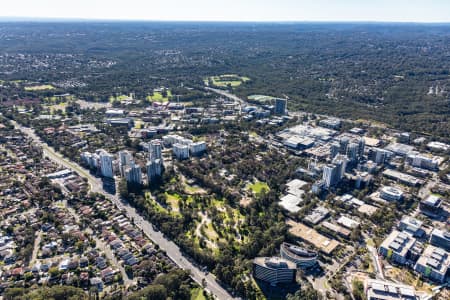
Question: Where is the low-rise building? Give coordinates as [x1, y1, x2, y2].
[365, 278, 419, 300]
[419, 195, 444, 218]
[406, 152, 439, 171]
[252, 257, 296, 286]
[430, 228, 450, 251]
[379, 230, 417, 265]
[280, 242, 317, 269]
[414, 245, 449, 283]
[380, 186, 404, 202]
[398, 216, 424, 238]
[336, 215, 360, 229]
[305, 206, 330, 225]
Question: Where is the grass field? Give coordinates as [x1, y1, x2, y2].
[247, 181, 269, 194]
[205, 74, 250, 87]
[109, 94, 133, 103]
[247, 94, 276, 102]
[146, 90, 172, 103]
[190, 288, 206, 300]
[24, 84, 55, 91]
[165, 192, 181, 212]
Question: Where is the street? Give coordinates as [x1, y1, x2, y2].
[12, 120, 236, 300]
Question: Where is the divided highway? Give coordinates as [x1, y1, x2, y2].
[12, 120, 237, 300]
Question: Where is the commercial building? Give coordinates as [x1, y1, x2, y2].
[379, 230, 422, 265]
[382, 169, 422, 187]
[414, 245, 449, 283]
[280, 242, 317, 269]
[333, 154, 348, 179]
[337, 215, 360, 229]
[321, 221, 351, 239]
[322, 164, 339, 188]
[398, 216, 424, 238]
[173, 143, 190, 160]
[329, 142, 340, 159]
[99, 151, 114, 178]
[106, 118, 134, 128]
[274, 98, 287, 115]
[252, 257, 296, 286]
[385, 143, 415, 157]
[347, 142, 359, 163]
[319, 118, 341, 130]
[379, 186, 404, 202]
[430, 228, 450, 251]
[365, 279, 419, 300]
[406, 152, 439, 171]
[419, 194, 444, 219]
[304, 206, 330, 225]
[287, 220, 340, 255]
[105, 109, 125, 117]
[369, 148, 393, 165]
[427, 141, 450, 152]
[398, 132, 410, 144]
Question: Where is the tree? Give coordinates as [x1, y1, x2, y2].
[352, 280, 366, 300]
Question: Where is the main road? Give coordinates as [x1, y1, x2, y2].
[12, 120, 237, 300]
[205, 87, 245, 113]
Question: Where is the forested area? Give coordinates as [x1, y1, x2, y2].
[0, 22, 449, 139]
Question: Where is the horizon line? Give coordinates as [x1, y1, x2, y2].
[1, 16, 450, 25]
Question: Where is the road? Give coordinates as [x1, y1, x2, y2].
[363, 234, 384, 280]
[12, 120, 237, 300]
[205, 87, 245, 113]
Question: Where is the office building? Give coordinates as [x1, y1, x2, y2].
[252, 257, 296, 286]
[147, 159, 163, 183]
[398, 216, 424, 238]
[189, 141, 207, 156]
[419, 195, 444, 218]
[398, 132, 410, 144]
[339, 137, 350, 154]
[333, 154, 348, 179]
[358, 137, 365, 158]
[369, 148, 392, 165]
[280, 243, 317, 269]
[124, 164, 142, 185]
[99, 151, 114, 178]
[347, 142, 359, 163]
[380, 186, 404, 202]
[379, 230, 418, 265]
[274, 98, 287, 115]
[430, 228, 450, 251]
[414, 245, 449, 283]
[322, 164, 339, 188]
[305, 206, 330, 225]
[406, 153, 439, 171]
[365, 279, 419, 300]
[173, 143, 190, 160]
[330, 142, 340, 159]
[319, 118, 341, 130]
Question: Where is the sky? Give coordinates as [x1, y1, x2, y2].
[1, 0, 450, 23]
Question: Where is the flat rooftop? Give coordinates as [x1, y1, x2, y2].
[287, 220, 340, 255]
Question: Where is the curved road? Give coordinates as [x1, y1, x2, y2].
[12, 120, 237, 300]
